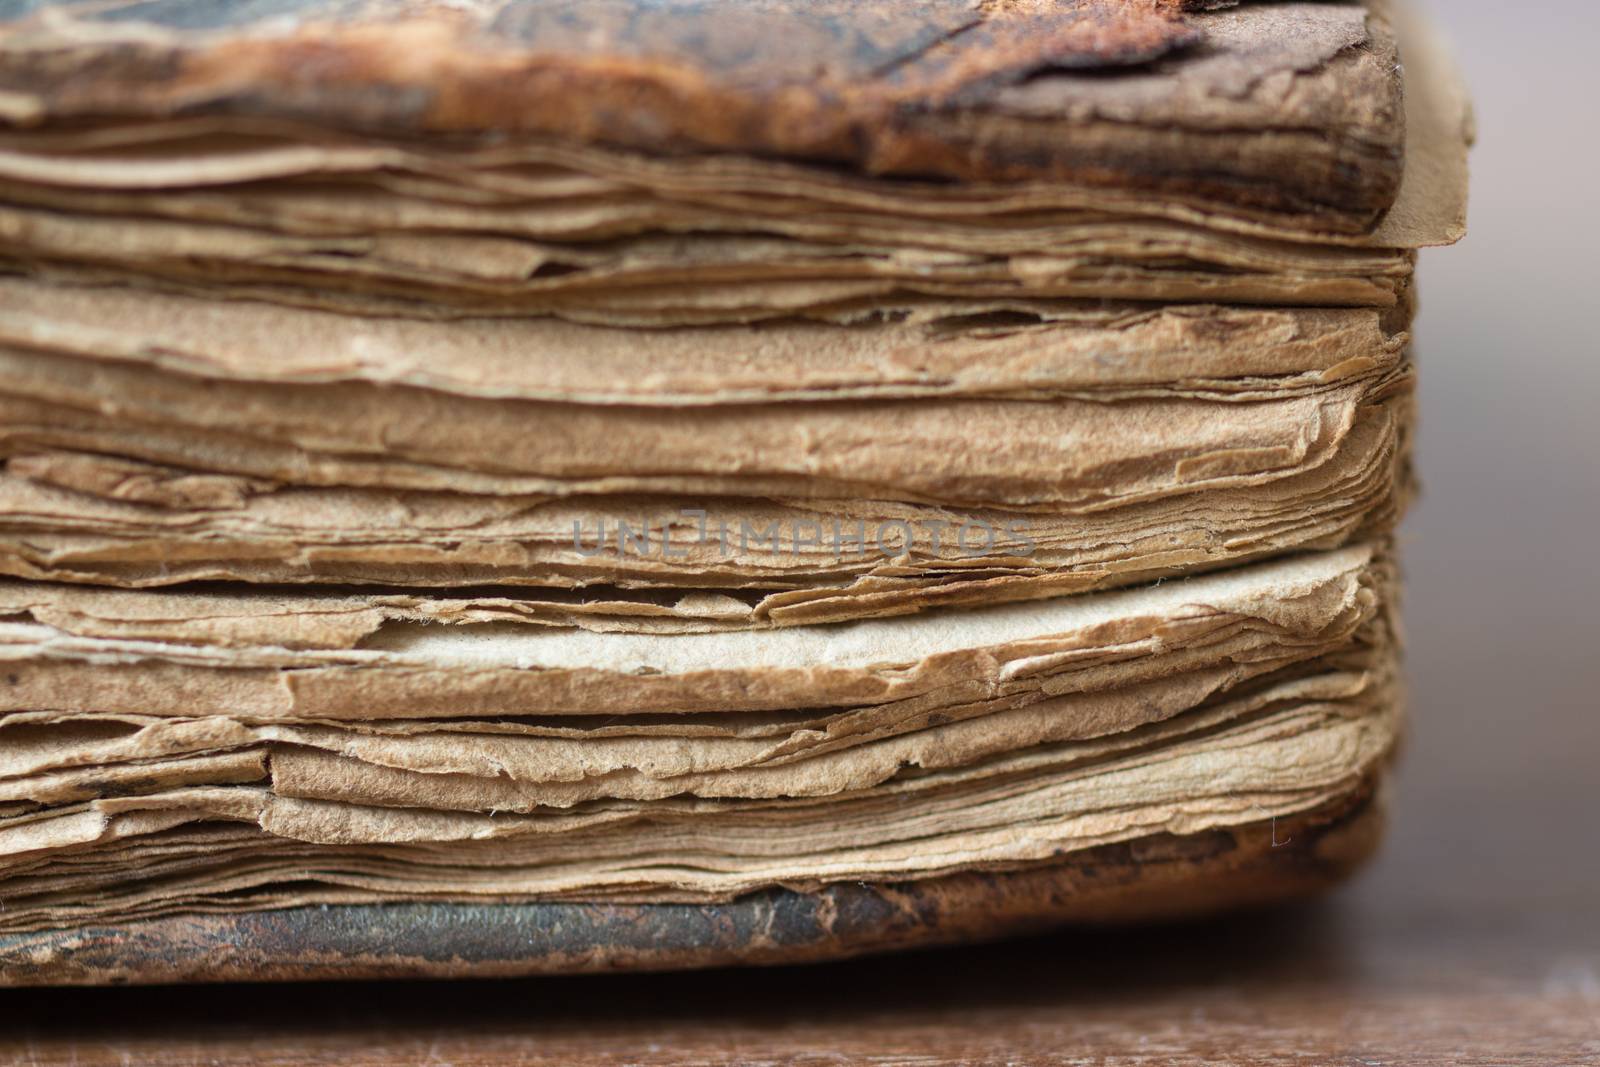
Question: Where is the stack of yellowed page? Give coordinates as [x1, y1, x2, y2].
[0, 0, 1468, 973]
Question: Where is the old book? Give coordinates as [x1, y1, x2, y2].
[0, 0, 1468, 983]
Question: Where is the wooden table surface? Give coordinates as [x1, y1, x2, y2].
[3, 2, 1598, 1061]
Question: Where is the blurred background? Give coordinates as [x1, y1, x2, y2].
[1367, 0, 1600, 934]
